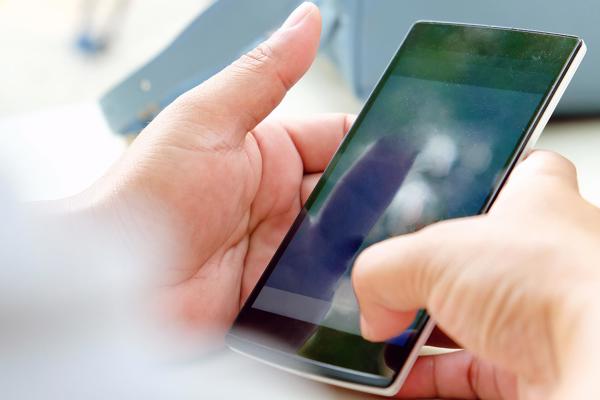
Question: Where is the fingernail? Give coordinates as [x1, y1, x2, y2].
[281, 2, 314, 30]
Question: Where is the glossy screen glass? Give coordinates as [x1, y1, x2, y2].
[231, 23, 579, 387]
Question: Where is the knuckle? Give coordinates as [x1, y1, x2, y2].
[526, 150, 577, 176]
[233, 41, 292, 92]
[238, 42, 275, 72]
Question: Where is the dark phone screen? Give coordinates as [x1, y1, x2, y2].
[231, 23, 579, 387]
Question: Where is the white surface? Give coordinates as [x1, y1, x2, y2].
[540, 121, 600, 205]
[0, 0, 362, 201]
[0, 0, 214, 200]
[0, 103, 125, 200]
[0, 0, 210, 116]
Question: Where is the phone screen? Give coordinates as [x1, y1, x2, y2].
[230, 23, 580, 387]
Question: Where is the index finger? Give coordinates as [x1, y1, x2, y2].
[280, 113, 355, 173]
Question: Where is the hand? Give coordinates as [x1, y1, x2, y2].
[76, 3, 351, 332]
[353, 151, 600, 399]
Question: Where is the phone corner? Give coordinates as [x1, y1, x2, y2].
[411, 19, 434, 28]
[579, 40, 588, 56]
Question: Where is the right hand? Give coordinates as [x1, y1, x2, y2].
[73, 2, 333, 333]
[352, 151, 600, 399]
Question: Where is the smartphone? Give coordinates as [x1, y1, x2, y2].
[227, 22, 586, 395]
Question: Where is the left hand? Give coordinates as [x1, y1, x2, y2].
[77, 3, 352, 332]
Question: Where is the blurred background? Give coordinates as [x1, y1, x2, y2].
[0, 0, 360, 200]
[1, 0, 598, 205]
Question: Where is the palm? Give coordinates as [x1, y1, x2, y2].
[124, 113, 351, 332]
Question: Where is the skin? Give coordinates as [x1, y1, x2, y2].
[353, 151, 600, 399]
[76, 3, 344, 333]
[67, 2, 600, 398]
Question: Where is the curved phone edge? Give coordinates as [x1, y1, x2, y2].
[225, 319, 435, 396]
[519, 40, 587, 160]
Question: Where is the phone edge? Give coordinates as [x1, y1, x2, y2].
[517, 40, 587, 161]
[226, 34, 587, 397]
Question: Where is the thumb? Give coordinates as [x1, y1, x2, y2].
[160, 2, 321, 146]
